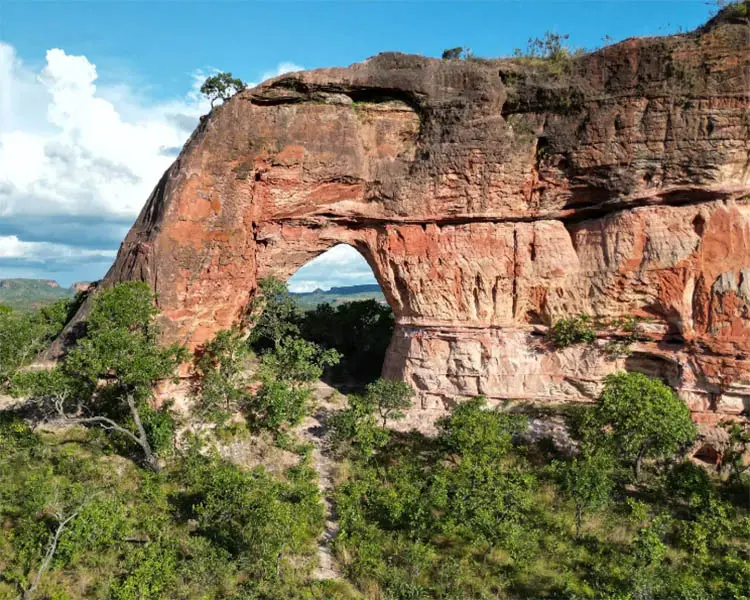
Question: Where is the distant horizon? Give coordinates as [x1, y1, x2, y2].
[0, 275, 383, 295]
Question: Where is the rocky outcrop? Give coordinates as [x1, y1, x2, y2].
[70, 282, 93, 294]
[57, 11, 750, 423]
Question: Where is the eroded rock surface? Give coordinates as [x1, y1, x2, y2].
[58, 12, 750, 422]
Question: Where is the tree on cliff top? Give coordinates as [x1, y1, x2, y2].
[200, 72, 246, 107]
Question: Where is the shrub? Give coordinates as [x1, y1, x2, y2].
[441, 47, 465, 60]
[0, 299, 71, 390]
[549, 314, 596, 348]
[593, 372, 696, 479]
[194, 328, 251, 420]
[247, 277, 302, 351]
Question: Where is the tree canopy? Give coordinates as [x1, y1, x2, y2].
[200, 72, 246, 107]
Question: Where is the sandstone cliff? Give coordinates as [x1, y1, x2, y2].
[56, 9, 750, 423]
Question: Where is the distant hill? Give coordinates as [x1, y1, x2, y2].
[0, 279, 76, 313]
[291, 284, 386, 310]
[0, 278, 384, 313]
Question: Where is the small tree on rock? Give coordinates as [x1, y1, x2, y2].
[200, 72, 246, 107]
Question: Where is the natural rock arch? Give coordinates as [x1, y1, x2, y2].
[58, 15, 750, 421]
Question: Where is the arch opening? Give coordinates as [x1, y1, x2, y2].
[286, 244, 396, 390]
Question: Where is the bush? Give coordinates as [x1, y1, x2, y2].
[0, 299, 71, 390]
[248, 277, 302, 351]
[592, 372, 696, 479]
[549, 314, 596, 348]
[194, 328, 251, 420]
[441, 47, 465, 60]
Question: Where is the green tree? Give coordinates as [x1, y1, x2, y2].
[329, 391, 390, 458]
[592, 372, 696, 479]
[555, 449, 614, 537]
[194, 328, 251, 419]
[364, 378, 414, 428]
[249, 337, 339, 433]
[248, 277, 302, 350]
[200, 72, 246, 107]
[15, 282, 187, 472]
[441, 47, 465, 60]
[0, 299, 71, 390]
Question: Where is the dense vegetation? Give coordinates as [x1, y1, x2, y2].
[331, 385, 749, 599]
[1, 280, 748, 599]
[0, 283, 343, 599]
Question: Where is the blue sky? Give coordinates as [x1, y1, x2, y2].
[0, 0, 717, 289]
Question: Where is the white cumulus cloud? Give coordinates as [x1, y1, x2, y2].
[0, 42, 303, 286]
[288, 244, 378, 293]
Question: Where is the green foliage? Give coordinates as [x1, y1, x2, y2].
[200, 71, 246, 107]
[332, 382, 748, 600]
[178, 451, 324, 582]
[330, 378, 413, 457]
[251, 379, 311, 433]
[549, 314, 596, 348]
[439, 396, 525, 461]
[247, 337, 339, 435]
[329, 391, 390, 458]
[441, 46, 471, 60]
[259, 336, 340, 387]
[300, 300, 393, 383]
[110, 542, 178, 599]
[0, 413, 327, 599]
[514, 31, 573, 60]
[364, 378, 414, 427]
[719, 420, 750, 485]
[195, 328, 252, 420]
[64, 282, 187, 397]
[554, 449, 614, 537]
[0, 298, 72, 390]
[591, 372, 696, 478]
[718, 0, 750, 19]
[512, 31, 584, 75]
[248, 277, 303, 350]
[14, 283, 187, 470]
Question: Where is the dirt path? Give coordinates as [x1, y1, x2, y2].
[300, 381, 345, 580]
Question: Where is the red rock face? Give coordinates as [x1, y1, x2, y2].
[59, 14, 750, 422]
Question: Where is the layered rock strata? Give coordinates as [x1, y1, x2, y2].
[58, 11, 750, 422]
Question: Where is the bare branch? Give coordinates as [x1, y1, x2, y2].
[50, 396, 159, 472]
[23, 510, 79, 600]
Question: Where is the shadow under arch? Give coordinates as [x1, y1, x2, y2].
[281, 243, 397, 392]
